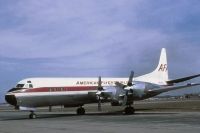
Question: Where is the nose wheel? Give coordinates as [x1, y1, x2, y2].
[29, 111, 37, 119]
[76, 107, 85, 115]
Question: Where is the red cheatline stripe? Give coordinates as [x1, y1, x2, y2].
[24, 86, 97, 93]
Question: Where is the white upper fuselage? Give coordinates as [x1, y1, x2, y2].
[17, 75, 167, 89]
[18, 77, 129, 88]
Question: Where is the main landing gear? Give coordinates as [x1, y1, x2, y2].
[124, 106, 135, 115]
[76, 106, 85, 115]
[29, 111, 37, 119]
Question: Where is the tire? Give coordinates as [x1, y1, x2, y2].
[77, 107, 85, 115]
[29, 113, 37, 119]
[124, 107, 135, 115]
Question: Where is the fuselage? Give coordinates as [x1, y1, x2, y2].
[5, 77, 163, 108]
[5, 78, 127, 107]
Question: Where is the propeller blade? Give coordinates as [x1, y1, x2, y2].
[98, 76, 103, 91]
[97, 96, 102, 111]
[97, 76, 103, 111]
[122, 94, 128, 106]
[127, 71, 134, 86]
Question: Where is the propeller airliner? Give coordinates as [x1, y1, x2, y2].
[5, 48, 200, 118]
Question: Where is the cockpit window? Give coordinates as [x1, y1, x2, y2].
[16, 84, 25, 88]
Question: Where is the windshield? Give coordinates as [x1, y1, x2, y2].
[16, 84, 25, 88]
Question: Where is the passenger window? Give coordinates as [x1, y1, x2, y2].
[29, 84, 33, 88]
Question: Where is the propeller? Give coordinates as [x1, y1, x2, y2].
[96, 76, 103, 111]
[115, 71, 134, 105]
[115, 71, 134, 88]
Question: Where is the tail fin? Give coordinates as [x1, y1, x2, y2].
[153, 48, 169, 81]
[135, 48, 169, 85]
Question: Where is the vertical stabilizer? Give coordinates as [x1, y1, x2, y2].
[135, 48, 169, 85]
[153, 48, 169, 81]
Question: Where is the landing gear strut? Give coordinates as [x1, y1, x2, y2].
[29, 111, 37, 119]
[76, 106, 85, 115]
[124, 106, 135, 115]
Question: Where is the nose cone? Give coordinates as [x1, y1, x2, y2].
[5, 94, 17, 106]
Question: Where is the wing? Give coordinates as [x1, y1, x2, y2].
[19, 106, 36, 111]
[148, 83, 200, 94]
[167, 74, 200, 84]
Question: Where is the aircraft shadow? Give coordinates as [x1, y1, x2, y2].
[1, 109, 178, 121]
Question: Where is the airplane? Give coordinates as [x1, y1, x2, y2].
[5, 48, 200, 119]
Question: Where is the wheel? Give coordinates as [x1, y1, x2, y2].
[124, 107, 135, 115]
[29, 112, 37, 119]
[76, 107, 85, 115]
[77, 107, 85, 115]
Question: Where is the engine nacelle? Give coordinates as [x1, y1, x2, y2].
[110, 100, 122, 106]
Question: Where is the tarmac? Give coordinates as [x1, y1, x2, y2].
[0, 99, 200, 133]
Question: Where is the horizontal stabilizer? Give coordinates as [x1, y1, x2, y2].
[167, 74, 200, 84]
[148, 83, 200, 94]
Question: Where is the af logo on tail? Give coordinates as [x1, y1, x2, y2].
[158, 64, 167, 72]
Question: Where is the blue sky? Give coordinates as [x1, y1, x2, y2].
[1, 0, 200, 102]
